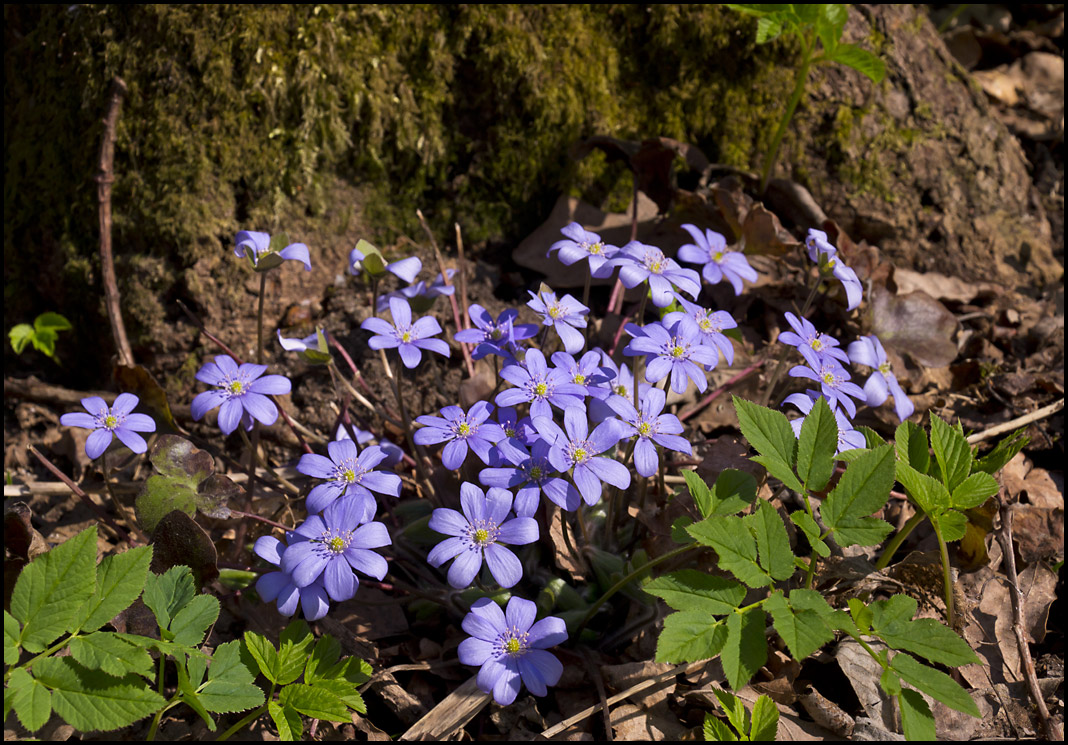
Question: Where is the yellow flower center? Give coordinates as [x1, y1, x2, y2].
[573, 448, 587, 462]
[879, 361, 892, 375]
[343, 469, 357, 483]
[713, 251, 724, 262]
[671, 345, 685, 358]
[614, 384, 628, 396]
[529, 466, 543, 480]
[103, 415, 118, 429]
[504, 637, 522, 655]
[457, 422, 471, 437]
[534, 382, 548, 397]
[822, 371, 836, 385]
[699, 319, 712, 331]
[574, 374, 586, 385]
[638, 422, 652, 436]
[650, 260, 663, 273]
[473, 528, 490, 545]
[401, 331, 412, 343]
[547, 304, 563, 319]
[229, 380, 244, 394]
[328, 537, 346, 553]
[589, 242, 604, 255]
[811, 338, 823, 351]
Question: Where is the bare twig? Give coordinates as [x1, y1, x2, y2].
[678, 359, 766, 423]
[416, 209, 475, 379]
[96, 77, 134, 368]
[966, 398, 1064, 445]
[581, 650, 613, 741]
[996, 498, 1062, 741]
[455, 223, 471, 332]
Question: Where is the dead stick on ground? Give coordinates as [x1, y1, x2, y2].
[416, 209, 475, 379]
[996, 498, 1062, 742]
[455, 223, 471, 333]
[96, 76, 134, 369]
[966, 398, 1064, 445]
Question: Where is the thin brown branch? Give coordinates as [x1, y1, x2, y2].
[416, 209, 475, 379]
[679, 359, 766, 423]
[966, 398, 1064, 445]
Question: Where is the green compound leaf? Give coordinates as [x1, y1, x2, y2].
[951, 472, 1000, 510]
[644, 570, 746, 615]
[68, 632, 154, 679]
[170, 594, 220, 647]
[143, 565, 196, 632]
[198, 640, 265, 714]
[826, 43, 886, 83]
[895, 421, 930, 474]
[687, 515, 773, 588]
[879, 667, 902, 696]
[790, 512, 830, 557]
[826, 515, 893, 547]
[746, 501, 795, 581]
[654, 612, 728, 664]
[35, 312, 73, 333]
[175, 655, 216, 731]
[326, 656, 374, 687]
[847, 598, 873, 634]
[685, 469, 757, 518]
[755, 15, 784, 43]
[796, 396, 838, 492]
[870, 594, 918, 632]
[751, 454, 805, 494]
[703, 713, 739, 741]
[750, 693, 780, 741]
[875, 618, 980, 667]
[898, 687, 936, 741]
[930, 415, 973, 493]
[933, 509, 968, 542]
[765, 591, 834, 662]
[32, 656, 166, 732]
[269, 701, 303, 741]
[821, 444, 895, 529]
[4, 610, 20, 665]
[895, 461, 951, 515]
[278, 683, 352, 723]
[276, 619, 316, 686]
[244, 631, 282, 684]
[8, 324, 35, 355]
[891, 653, 980, 717]
[8, 667, 51, 732]
[11, 526, 97, 653]
[721, 608, 767, 691]
[733, 396, 798, 468]
[312, 678, 365, 714]
[712, 685, 748, 736]
[73, 545, 153, 634]
[973, 428, 1029, 475]
[305, 634, 343, 684]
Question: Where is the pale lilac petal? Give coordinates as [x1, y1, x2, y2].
[633, 438, 659, 477]
[428, 536, 466, 567]
[483, 544, 522, 587]
[518, 650, 563, 696]
[447, 549, 483, 588]
[458, 638, 495, 667]
[497, 517, 538, 546]
[324, 559, 356, 602]
[299, 583, 330, 621]
[111, 393, 139, 416]
[254, 536, 285, 565]
[80, 396, 109, 417]
[863, 373, 890, 407]
[113, 428, 148, 454]
[60, 412, 98, 429]
[85, 429, 113, 460]
[388, 256, 422, 283]
[256, 571, 289, 603]
[249, 374, 291, 395]
[344, 548, 388, 580]
[505, 597, 537, 633]
[123, 413, 156, 432]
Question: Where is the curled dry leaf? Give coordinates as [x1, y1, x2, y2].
[869, 284, 960, 368]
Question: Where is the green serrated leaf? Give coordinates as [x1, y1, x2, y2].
[765, 591, 833, 661]
[276, 619, 316, 685]
[32, 656, 166, 732]
[847, 598, 873, 633]
[644, 570, 746, 615]
[821, 445, 895, 541]
[31, 327, 58, 357]
[877, 617, 980, 667]
[8, 667, 51, 732]
[143, 565, 195, 631]
[828, 515, 894, 547]
[175, 655, 217, 731]
[747, 501, 795, 581]
[935, 509, 968, 542]
[198, 640, 265, 714]
[879, 667, 902, 696]
[930, 415, 973, 493]
[712, 686, 748, 735]
[973, 429, 1028, 475]
[755, 15, 784, 43]
[796, 396, 838, 492]
[170, 594, 219, 647]
[750, 694, 780, 741]
[305, 634, 342, 684]
[687, 516, 773, 588]
[35, 312, 73, 333]
[870, 594, 918, 633]
[895, 420, 931, 473]
[326, 656, 373, 687]
[9, 324, 34, 355]
[703, 713, 739, 741]
[734, 397, 798, 468]
[269, 701, 303, 741]
[892, 653, 979, 717]
[687, 469, 758, 518]
[790, 512, 830, 557]
[898, 688, 935, 740]
[68, 632, 154, 679]
[5, 611, 20, 665]
[73, 545, 153, 634]
[654, 612, 728, 664]
[278, 683, 352, 723]
[751, 454, 805, 493]
[310, 677, 365, 713]
[12, 526, 97, 653]
[826, 43, 886, 82]
[721, 608, 767, 691]
[896, 461, 951, 515]
[951, 472, 999, 510]
[243, 631, 282, 684]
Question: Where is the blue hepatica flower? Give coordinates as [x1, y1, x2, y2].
[376, 269, 459, 314]
[611, 241, 701, 308]
[480, 438, 582, 515]
[608, 387, 692, 478]
[334, 423, 405, 469]
[361, 296, 450, 369]
[61, 393, 156, 460]
[547, 222, 619, 278]
[191, 355, 292, 435]
[551, 350, 613, 399]
[587, 349, 651, 423]
[526, 288, 589, 355]
[297, 438, 402, 518]
[490, 406, 538, 467]
[414, 401, 506, 470]
[496, 348, 585, 420]
[783, 391, 866, 454]
[533, 406, 629, 507]
[777, 312, 849, 365]
[254, 534, 330, 621]
[454, 304, 537, 361]
[789, 346, 867, 419]
[235, 230, 311, 272]
[624, 320, 717, 395]
[280, 497, 390, 603]
[847, 335, 915, 422]
[349, 246, 422, 283]
[428, 482, 539, 589]
[676, 224, 758, 296]
[459, 596, 566, 706]
[662, 297, 738, 370]
[805, 229, 862, 311]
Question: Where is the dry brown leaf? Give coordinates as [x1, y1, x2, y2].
[547, 505, 587, 580]
[602, 661, 677, 709]
[870, 284, 960, 368]
[609, 702, 687, 741]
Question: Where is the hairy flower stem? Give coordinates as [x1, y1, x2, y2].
[935, 527, 956, 628]
[874, 511, 926, 570]
[256, 273, 266, 365]
[216, 694, 274, 742]
[760, 30, 815, 195]
[390, 359, 437, 503]
[631, 292, 649, 411]
[759, 264, 826, 406]
[581, 267, 593, 346]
